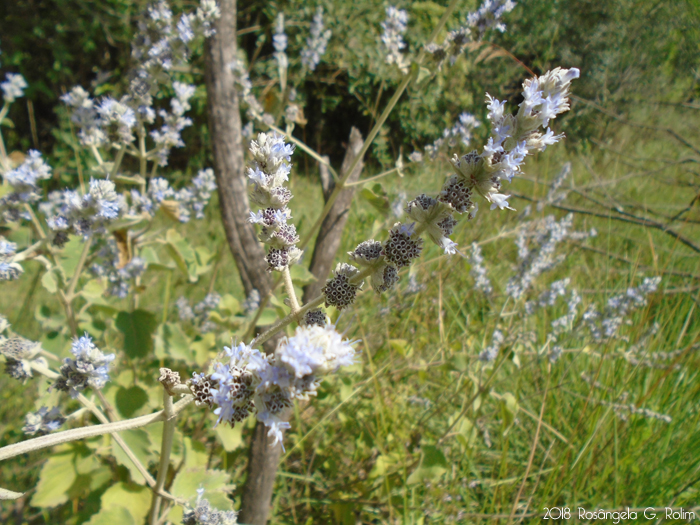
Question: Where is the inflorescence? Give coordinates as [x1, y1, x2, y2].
[189, 325, 356, 447]
[53, 334, 115, 398]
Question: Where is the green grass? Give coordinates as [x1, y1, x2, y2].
[1, 100, 699, 524]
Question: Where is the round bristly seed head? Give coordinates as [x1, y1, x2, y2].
[0, 337, 41, 360]
[437, 214, 458, 236]
[322, 263, 362, 310]
[260, 223, 299, 248]
[189, 373, 214, 408]
[439, 175, 474, 214]
[372, 264, 400, 294]
[302, 308, 327, 327]
[406, 194, 437, 213]
[265, 246, 302, 272]
[383, 223, 423, 268]
[348, 240, 384, 265]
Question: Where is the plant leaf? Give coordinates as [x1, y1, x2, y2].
[116, 309, 158, 359]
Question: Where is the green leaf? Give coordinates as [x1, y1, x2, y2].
[154, 323, 193, 362]
[31, 451, 77, 508]
[85, 506, 135, 525]
[57, 235, 85, 281]
[111, 429, 153, 484]
[389, 339, 411, 357]
[115, 385, 149, 418]
[41, 270, 58, 293]
[116, 309, 158, 359]
[166, 229, 197, 282]
[80, 279, 109, 305]
[170, 466, 233, 512]
[219, 294, 241, 316]
[406, 445, 447, 485]
[100, 482, 151, 524]
[360, 187, 389, 213]
[215, 424, 244, 452]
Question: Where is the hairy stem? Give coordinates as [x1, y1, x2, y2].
[149, 388, 177, 525]
[251, 266, 373, 348]
[282, 266, 301, 316]
[0, 394, 192, 462]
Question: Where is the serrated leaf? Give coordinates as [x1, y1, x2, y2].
[111, 429, 153, 484]
[101, 482, 151, 524]
[41, 270, 58, 293]
[116, 309, 158, 359]
[85, 506, 135, 525]
[155, 323, 193, 361]
[31, 451, 77, 508]
[170, 466, 233, 511]
[407, 445, 447, 485]
[116, 385, 149, 418]
[57, 235, 85, 281]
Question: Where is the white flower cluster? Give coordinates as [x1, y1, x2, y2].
[53, 334, 115, 398]
[273, 13, 289, 73]
[130, 0, 219, 100]
[150, 82, 196, 166]
[176, 292, 221, 333]
[40, 178, 122, 244]
[425, 0, 517, 67]
[469, 242, 492, 295]
[422, 112, 481, 160]
[230, 58, 274, 126]
[0, 150, 53, 222]
[0, 236, 23, 282]
[583, 277, 662, 340]
[89, 240, 147, 299]
[381, 6, 410, 73]
[479, 329, 504, 361]
[1, 73, 28, 103]
[128, 168, 217, 221]
[447, 68, 580, 215]
[301, 7, 332, 72]
[246, 132, 301, 272]
[190, 325, 356, 447]
[23, 406, 65, 436]
[468, 0, 517, 36]
[0, 73, 27, 104]
[506, 213, 594, 300]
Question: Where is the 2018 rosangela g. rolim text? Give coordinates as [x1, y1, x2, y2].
[543, 507, 697, 521]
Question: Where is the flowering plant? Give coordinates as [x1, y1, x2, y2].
[0, 1, 666, 523]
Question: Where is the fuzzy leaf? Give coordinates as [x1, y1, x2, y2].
[116, 309, 158, 359]
[85, 506, 135, 525]
[111, 429, 153, 484]
[100, 482, 151, 524]
[31, 451, 77, 508]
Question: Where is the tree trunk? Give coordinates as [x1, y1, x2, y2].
[302, 127, 364, 302]
[204, 1, 281, 523]
[205, 0, 270, 299]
